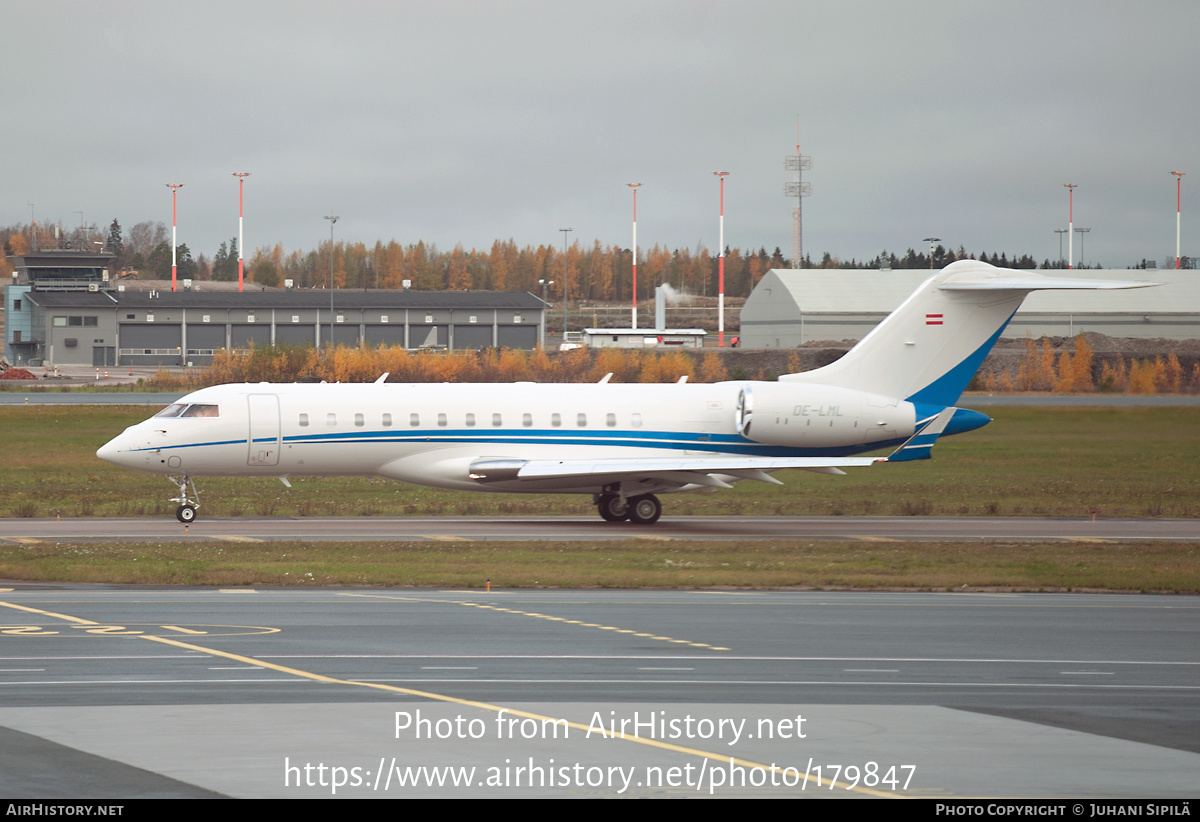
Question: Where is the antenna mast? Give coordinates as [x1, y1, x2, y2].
[783, 119, 811, 268]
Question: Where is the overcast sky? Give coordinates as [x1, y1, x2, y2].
[6, 1, 1198, 269]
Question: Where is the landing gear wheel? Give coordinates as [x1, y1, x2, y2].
[627, 494, 662, 525]
[597, 494, 629, 522]
[176, 504, 197, 524]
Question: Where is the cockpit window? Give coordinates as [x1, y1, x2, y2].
[155, 403, 220, 418]
[181, 404, 220, 418]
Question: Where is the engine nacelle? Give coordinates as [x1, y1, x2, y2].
[736, 383, 914, 448]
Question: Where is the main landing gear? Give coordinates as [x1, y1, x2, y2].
[595, 493, 661, 525]
[169, 475, 200, 523]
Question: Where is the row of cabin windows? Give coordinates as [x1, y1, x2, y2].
[297, 412, 642, 429]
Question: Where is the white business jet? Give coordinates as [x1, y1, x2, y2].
[96, 262, 1150, 524]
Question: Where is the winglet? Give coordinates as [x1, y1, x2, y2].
[887, 406, 957, 462]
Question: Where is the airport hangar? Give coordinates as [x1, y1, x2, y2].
[4, 250, 548, 368]
[740, 268, 1200, 348]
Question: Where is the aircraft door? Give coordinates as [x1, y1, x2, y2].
[247, 394, 281, 467]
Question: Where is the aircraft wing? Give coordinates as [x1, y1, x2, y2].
[469, 455, 883, 489]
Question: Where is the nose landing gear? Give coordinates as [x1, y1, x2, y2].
[169, 475, 200, 523]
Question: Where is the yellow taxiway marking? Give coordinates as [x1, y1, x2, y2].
[423, 535, 469, 541]
[855, 536, 901, 542]
[218, 589, 258, 594]
[340, 593, 730, 651]
[212, 536, 263, 543]
[139, 632, 896, 797]
[0, 596, 894, 798]
[4, 538, 45, 545]
[0, 601, 98, 625]
[161, 625, 208, 635]
[1064, 537, 1113, 544]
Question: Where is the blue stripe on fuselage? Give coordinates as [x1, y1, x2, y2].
[128, 427, 905, 459]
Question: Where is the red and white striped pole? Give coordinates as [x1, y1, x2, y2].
[233, 172, 250, 291]
[1171, 171, 1185, 270]
[166, 184, 183, 291]
[714, 171, 729, 347]
[628, 183, 641, 329]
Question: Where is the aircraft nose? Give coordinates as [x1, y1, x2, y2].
[96, 437, 125, 465]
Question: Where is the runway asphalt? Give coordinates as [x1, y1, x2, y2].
[2, 514, 1198, 543]
[0, 587, 1196, 798]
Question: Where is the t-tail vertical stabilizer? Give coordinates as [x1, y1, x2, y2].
[780, 261, 1155, 407]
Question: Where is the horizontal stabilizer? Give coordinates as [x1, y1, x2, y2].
[940, 277, 1157, 291]
[886, 406, 957, 462]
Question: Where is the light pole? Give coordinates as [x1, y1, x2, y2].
[166, 184, 183, 292]
[627, 183, 641, 329]
[1064, 184, 1077, 269]
[233, 173, 250, 291]
[923, 237, 941, 270]
[560, 227, 573, 343]
[325, 212, 338, 347]
[1171, 171, 1185, 269]
[714, 171, 729, 347]
[1074, 227, 1090, 268]
[1055, 228, 1069, 267]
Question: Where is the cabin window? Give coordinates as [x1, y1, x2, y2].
[437, 412, 447, 427]
[551, 412, 561, 428]
[465, 412, 475, 427]
[355, 413, 364, 427]
[299, 413, 309, 427]
[522, 413, 532, 427]
[492, 413, 502, 427]
[327, 413, 337, 426]
[631, 413, 643, 429]
[606, 413, 616, 427]
[410, 413, 420, 427]
[382, 413, 392, 427]
[577, 413, 587, 427]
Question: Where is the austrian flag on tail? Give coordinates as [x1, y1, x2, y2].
[925, 313, 944, 325]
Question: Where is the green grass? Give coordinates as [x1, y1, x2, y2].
[0, 405, 1196, 519]
[0, 539, 1196, 592]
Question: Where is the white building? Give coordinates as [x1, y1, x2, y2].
[741, 268, 1194, 348]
